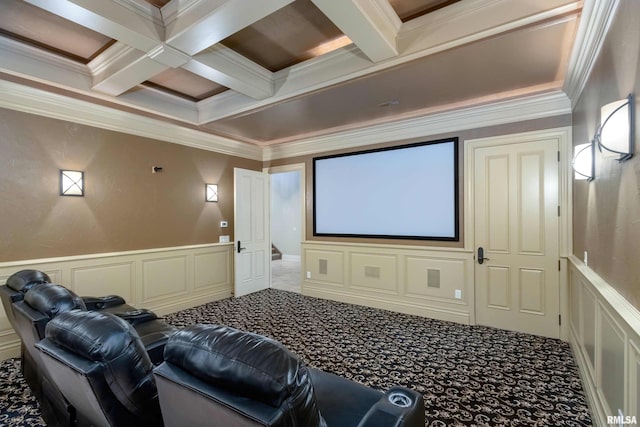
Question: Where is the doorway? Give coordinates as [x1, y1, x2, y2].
[269, 167, 304, 293]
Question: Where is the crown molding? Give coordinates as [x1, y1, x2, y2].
[563, 0, 620, 105]
[263, 90, 572, 160]
[0, 79, 262, 161]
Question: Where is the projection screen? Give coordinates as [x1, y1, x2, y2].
[313, 138, 459, 240]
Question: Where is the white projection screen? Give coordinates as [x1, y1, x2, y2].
[313, 138, 459, 240]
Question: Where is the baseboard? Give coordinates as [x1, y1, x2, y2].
[302, 286, 471, 325]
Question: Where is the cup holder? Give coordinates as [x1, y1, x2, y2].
[388, 392, 412, 408]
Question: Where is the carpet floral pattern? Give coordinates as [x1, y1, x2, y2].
[0, 358, 44, 426]
[0, 289, 591, 426]
[165, 289, 592, 427]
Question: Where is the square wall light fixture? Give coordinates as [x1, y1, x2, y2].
[60, 170, 84, 196]
[206, 184, 218, 202]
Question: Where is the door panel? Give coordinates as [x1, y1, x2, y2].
[474, 139, 559, 338]
[234, 168, 270, 297]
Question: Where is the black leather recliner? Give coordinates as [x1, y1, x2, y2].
[0, 269, 52, 329]
[12, 283, 175, 426]
[153, 324, 425, 427]
[35, 310, 164, 427]
[0, 270, 53, 396]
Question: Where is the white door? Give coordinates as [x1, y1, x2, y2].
[473, 138, 560, 338]
[234, 168, 270, 297]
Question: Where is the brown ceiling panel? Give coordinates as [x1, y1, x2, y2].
[0, 0, 113, 62]
[146, 68, 228, 101]
[388, 0, 462, 22]
[221, 0, 349, 72]
[203, 17, 577, 144]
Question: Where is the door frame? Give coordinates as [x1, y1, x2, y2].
[263, 163, 306, 287]
[464, 127, 572, 339]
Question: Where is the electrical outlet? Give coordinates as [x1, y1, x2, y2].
[219, 235, 230, 243]
[220, 221, 228, 228]
[454, 289, 462, 299]
[306, 271, 311, 279]
[584, 251, 588, 266]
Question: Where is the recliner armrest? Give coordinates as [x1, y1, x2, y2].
[357, 387, 424, 427]
[112, 309, 158, 326]
[81, 295, 126, 310]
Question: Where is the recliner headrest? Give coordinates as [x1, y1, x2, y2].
[164, 324, 325, 421]
[24, 283, 86, 317]
[6, 269, 51, 292]
[45, 310, 159, 417]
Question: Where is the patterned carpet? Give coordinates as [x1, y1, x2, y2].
[0, 289, 591, 426]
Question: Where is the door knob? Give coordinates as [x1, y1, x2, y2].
[237, 240, 246, 253]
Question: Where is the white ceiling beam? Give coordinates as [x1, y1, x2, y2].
[186, 45, 274, 100]
[165, 0, 296, 56]
[0, 34, 198, 122]
[198, 0, 581, 123]
[88, 42, 193, 96]
[311, 0, 401, 62]
[88, 43, 169, 96]
[23, 0, 162, 52]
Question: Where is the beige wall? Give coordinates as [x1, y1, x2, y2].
[571, 0, 640, 310]
[265, 114, 571, 248]
[0, 108, 261, 262]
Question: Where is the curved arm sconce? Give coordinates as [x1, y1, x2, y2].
[596, 94, 634, 161]
[572, 141, 594, 181]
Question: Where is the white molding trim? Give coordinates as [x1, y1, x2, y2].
[0, 80, 262, 160]
[0, 242, 233, 268]
[264, 91, 572, 160]
[569, 255, 640, 334]
[563, 0, 620, 105]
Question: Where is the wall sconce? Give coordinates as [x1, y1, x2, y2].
[596, 94, 635, 161]
[572, 142, 594, 181]
[60, 170, 84, 196]
[205, 184, 218, 202]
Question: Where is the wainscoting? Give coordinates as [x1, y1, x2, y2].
[302, 241, 474, 324]
[0, 243, 233, 360]
[568, 255, 640, 426]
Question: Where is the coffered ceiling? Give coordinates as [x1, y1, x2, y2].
[0, 0, 584, 148]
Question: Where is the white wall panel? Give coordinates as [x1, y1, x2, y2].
[194, 251, 229, 290]
[568, 257, 640, 427]
[0, 243, 233, 360]
[142, 256, 188, 302]
[303, 242, 472, 324]
[71, 263, 134, 301]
